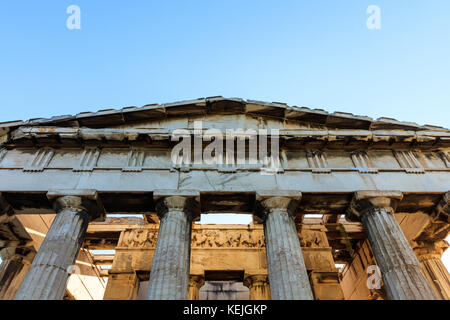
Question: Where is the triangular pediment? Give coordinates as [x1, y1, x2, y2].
[1, 97, 449, 149]
[1, 97, 447, 132]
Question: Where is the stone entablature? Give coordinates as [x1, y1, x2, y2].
[0, 108, 448, 201]
[6, 126, 450, 149]
[1, 147, 449, 173]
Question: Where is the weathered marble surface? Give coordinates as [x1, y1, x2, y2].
[14, 192, 103, 300]
[348, 191, 437, 300]
[256, 191, 314, 300]
[244, 274, 270, 300]
[0, 248, 34, 300]
[413, 241, 450, 300]
[146, 191, 199, 300]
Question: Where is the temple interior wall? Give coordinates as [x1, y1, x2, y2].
[340, 240, 384, 300]
[103, 224, 344, 300]
[199, 282, 250, 300]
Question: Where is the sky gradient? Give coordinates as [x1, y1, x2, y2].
[0, 1, 449, 128]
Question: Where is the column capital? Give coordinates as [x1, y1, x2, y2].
[255, 190, 302, 220]
[411, 239, 450, 300]
[243, 274, 269, 288]
[153, 189, 200, 220]
[188, 274, 205, 300]
[243, 273, 271, 300]
[0, 247, 35, 264]
[430, 191, 450, 223]
[346, 190, 403, 222]
[47, 189, 105, 222]
[411, 240, 449, 260]
[189, 275, 205, 288]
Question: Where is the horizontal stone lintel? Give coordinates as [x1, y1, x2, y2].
[47, 189, 98, 200]
[1, 147, 449, 173]
[0, 169, 448, 195]
[0, 187, 447, 217]
[153, 189, 200, 201]
[354, 190, 404, 201]
[256, 190, 302, 201]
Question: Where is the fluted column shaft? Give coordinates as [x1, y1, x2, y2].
[256, 191, 314, 300]
[419, 257, 450, 300]
[188, 275, 205, 300]
[0, 253, 23, 299]
[413, 241, 450, 300]
[347, 191, 437, 300]
[0, 248, 34, 300]
[15, 191, 102, 300]
[147, 191, 199, 300]
[244, 275, 271, 300]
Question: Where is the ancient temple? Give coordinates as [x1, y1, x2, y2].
[0, 97, 449, 300]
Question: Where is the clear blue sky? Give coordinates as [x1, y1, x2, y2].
[0, 1, 449, 128]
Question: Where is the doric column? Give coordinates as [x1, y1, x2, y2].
[146, 190, 200, 300]
[14, 190, 104, 300]
[412, 240, 450, 300]
[346, 191, 437, 300]
[255, 191, 313, 300]
[0, 193, 36, 300]
[0, 247, 35, 300]
[244, 274, 271, 300]
[188, 275, 205, 300]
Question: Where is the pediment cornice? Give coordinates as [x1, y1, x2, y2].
[1, 97, 448, 133]
[2, 97, 449, 149]
[4, 125, 449, 150]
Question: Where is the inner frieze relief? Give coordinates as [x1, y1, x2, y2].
[117, 227, 330, 249]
